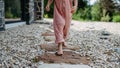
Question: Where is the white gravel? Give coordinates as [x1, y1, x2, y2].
[0, 19, 120, 68]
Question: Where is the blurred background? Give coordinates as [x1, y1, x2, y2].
[4, 0, 21, 19]
[3, 0, 120, 22]
[44, 0, 120, 22]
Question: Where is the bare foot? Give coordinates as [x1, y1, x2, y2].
[56, 42, 63, 56]
[62, 42, 75, 50]
[62, 42, 68, 47]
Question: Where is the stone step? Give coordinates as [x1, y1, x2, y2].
[33, 51, 91, 65]
[38, 64, 91, 68]
[5, 22, 26, 29]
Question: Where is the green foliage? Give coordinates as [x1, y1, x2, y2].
[4, 0, 21, 18]
[43, 0, 120, 23]
[101, 14, 110, 22]
[44, 0, 89, 18]
[100, 0, 115, 12]
[82, 8, 91, 20]
[3, 0, 119, 22]
[44, 0, 54, 18]
[44, 14, 49, 18]
[91, 2, 101, 21]
[101, 9, 110, 22]
[78, 0, 88, 9]
[73, 1, 99, 21]
[112, 15, 120, 22]
[72, 11, 84, 21]
[72, 7, 92, 21]
[5, 8, 13, 18]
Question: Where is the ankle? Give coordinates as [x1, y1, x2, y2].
[58, 42, 63, 46]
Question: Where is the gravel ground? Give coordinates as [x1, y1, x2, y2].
[0, 23, 48, 68]
[0, 19, 120, 68]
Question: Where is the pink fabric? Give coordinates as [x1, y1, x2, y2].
[53, 0, 73, 44]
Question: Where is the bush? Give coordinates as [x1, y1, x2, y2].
[5, 8, 13, 18]
[72, 12, 84, 21]
[91, 2, 101, 21]
[5, 0, 21, 18]
[72, 8, 92, 21]
[44, 0, 54, 18]
[100, 9, 111, 22]
[5, 12, 13, 18]
[82, 8, 92, 20]
[44, 14, 49, 18]
[101, 14, 110, 22]
[112, 15, 120, 22]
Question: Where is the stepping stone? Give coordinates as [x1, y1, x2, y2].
[35, 51, 91, 64]
[65, 45, 81, 51]
[46, 28, 54, 33]
[43, 36, 55, 42]
[40, 43, 57, 51]
[38, 64, 91, 68]
[40, 44, 81, 51]
[42, 32, 54, 36]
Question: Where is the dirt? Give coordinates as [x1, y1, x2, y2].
[39, 40, 90, 65]
[36, 51, 91, 65]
